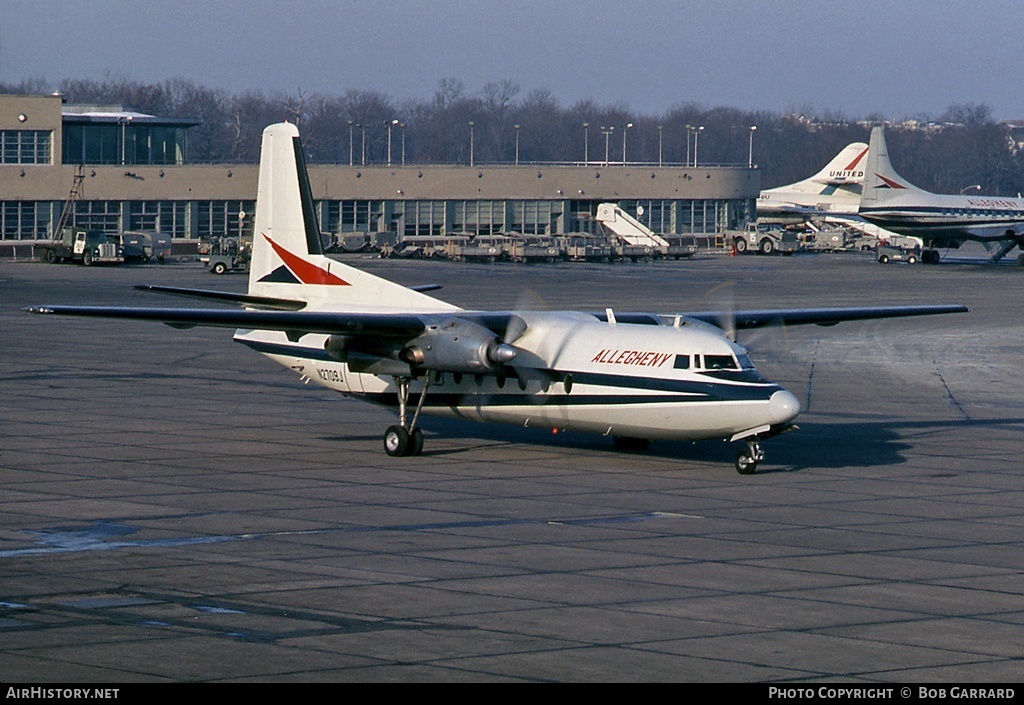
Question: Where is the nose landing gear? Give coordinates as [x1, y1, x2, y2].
[735, 439, 764, 475]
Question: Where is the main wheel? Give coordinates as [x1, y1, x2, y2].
[384, 425, 410, 457]
[408, 428, 424, 457]
[735, 452, 758, 475]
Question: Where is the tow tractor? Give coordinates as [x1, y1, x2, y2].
[201, 237, 251, 274]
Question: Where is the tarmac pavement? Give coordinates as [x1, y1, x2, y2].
[1, 251, 1022, 682]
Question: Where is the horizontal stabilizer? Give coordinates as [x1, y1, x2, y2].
[134, 285, 307, 310]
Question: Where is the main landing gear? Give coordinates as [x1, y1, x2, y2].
[735, 439, 764, 475]
[383, 376, 430, 457]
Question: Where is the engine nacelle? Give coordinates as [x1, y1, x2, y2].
[399, 318, 516, 373]
[324, 335, 351, 361]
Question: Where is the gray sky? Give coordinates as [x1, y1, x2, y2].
[2, 0, 1021, 119]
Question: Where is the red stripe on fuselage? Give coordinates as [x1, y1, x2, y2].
[264, 234, 350, 285]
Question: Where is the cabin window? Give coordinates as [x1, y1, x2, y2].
[673, 354, 690, 370]
[704, 354, 738, 370]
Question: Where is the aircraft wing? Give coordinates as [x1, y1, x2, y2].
[24, 305, 428, 336]
[27, 303, 967, 335]
[23, 304, 525, 341]
[683, 304, 969, 330]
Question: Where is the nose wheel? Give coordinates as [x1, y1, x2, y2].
[383, 376, 429, 457]
[735, 439, 764, 475]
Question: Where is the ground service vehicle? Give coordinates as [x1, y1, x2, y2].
[202, 237, 251, 274]
[121, 231, 172, 263]
[728, 223, 800, 255]
[39, 228, 123, 265]
[877, 244, 920, 264]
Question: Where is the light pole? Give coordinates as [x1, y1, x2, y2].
[360, 124, 366, 166]
[960, 184, 981, 195]
[693, 125, 704, 167]
[582, 122, 590, 165]
[658, 126, 664, 167]
[685, 125, 693, 167]
[387, 119, 398, 166]
[513, 124, 520, 165]
[347, 120, 354, 166]
[748, 125, 757, 168]
[400, 123, 407, 165]
[119, 116, 132, 165]
[468, 121, 475, 166]
[621, 123, 633, 164]
[601, 126, 614, 166]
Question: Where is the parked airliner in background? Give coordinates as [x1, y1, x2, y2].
[860, 125, 1024, 265]
[757, 142, 868, 216]
[26, 123, 968, 474]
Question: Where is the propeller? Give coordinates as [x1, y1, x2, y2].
[704, 281, 737, 341]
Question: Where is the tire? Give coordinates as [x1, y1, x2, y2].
[44, 249, 58, 264]
[384, 425, 409, 457]
[82, 251, 93, 266]
[907, 255, 917, 265]
[735, 452, 757, 475]
[1017, 253, 1024, 267]
[758, 239, 775, 255]
[878, 255, 890, 264]
[408, 428, 424, 457]
[734, 238, 747, 254]
[212, 261, 228, 275]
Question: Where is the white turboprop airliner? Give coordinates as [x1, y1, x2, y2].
[26, 123, 969, 473]
[757, 142, 869, 216]
[860, 125, 1024, 264]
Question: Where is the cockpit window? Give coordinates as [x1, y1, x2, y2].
[673, 354, 690, 370]
[736, 353, 755, 370]
[703, 354, 738, 370]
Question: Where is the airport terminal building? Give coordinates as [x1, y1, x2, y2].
[0, 94, 760, 250]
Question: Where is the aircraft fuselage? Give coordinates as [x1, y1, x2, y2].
[236, 311, 800, 443]
[860, 194, 1024, 247]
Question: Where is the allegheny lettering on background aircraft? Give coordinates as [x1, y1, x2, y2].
[859, 125, 1024, 265]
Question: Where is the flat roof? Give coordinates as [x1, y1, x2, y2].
[62, 104, 200, 127]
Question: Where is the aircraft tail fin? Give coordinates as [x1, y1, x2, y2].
[861, 126, 930, 205]
[809, 142, 869, 187]
[248, 122, 456, 312]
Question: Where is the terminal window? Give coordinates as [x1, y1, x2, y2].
[0, 130, 52, 164]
